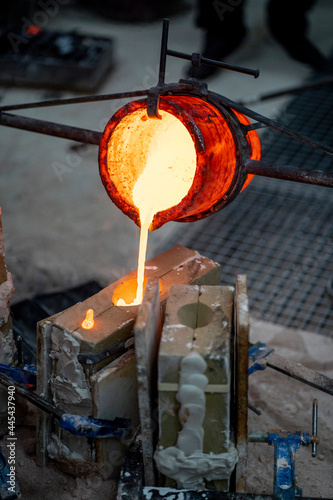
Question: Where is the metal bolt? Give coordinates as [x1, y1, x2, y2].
[312, 399, 318, 457]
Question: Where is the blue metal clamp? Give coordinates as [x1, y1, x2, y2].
[248, 342, 274, 376]
[59, 414, 131, 439]
[248, 400, 319, 500]
[0, 447, 20, 500]
[0, 363, 36, 389]
[269, 430, 310, 499]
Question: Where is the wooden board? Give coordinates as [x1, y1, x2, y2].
[134, 278, 161, 486]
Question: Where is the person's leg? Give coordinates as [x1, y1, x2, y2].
[190, 0, 247, 79]
[267, 0, 327, 69]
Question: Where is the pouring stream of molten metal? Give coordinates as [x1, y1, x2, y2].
[116, 110, 197, 306]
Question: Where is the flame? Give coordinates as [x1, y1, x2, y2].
[81, 309, 95, 329]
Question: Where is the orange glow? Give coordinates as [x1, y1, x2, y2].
[81, 309, 95, 329]
[99, 96, 238, 231]
[107, 108, 196, 305]
[99, 96, 261, 305]
[113, 278, 162, 307]
[131, 110, 196, 304]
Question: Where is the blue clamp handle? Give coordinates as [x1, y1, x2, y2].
[59, 414, 131, 438]
[0, 363, 36, 388]
[268, 431, 310, 498]
[248, 342, 274, 376]
[248, 362, 267, 376]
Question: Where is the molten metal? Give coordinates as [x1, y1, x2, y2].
[81, 309, 95, 329]
[99, 96, 261, 231]
[99, 95, 261, 305]
[113, 278, 162, 307]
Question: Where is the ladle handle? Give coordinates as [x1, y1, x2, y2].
[158, 18, 169, 86]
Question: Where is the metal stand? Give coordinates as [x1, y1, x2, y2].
[0, 19, 333, 192]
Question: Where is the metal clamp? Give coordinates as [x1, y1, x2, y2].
[248, 400, 319, 499]
[248, 342, 274, 375]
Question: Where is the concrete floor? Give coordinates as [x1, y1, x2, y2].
[1, 0, 333, 303]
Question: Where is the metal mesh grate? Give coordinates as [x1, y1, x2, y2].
[164, 75, 333, 336]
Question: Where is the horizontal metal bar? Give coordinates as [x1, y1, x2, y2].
[245, 159, 333, 188]
[248, 432, 269, 443]
[167, 49, 259, 78]
[0, 89, 149, 112]
[0, 112, 102, 145]
[239, 77, 333, 106]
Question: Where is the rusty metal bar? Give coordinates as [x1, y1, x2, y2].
[167, 49, 259, 78]
[0, 89, 149, 112]
[265, 352, 333, 396]
[245, 159, 333, 188]
[158, 19, 169, 86]
[0, 112, 102, 145]
[0, 83, 195, 114]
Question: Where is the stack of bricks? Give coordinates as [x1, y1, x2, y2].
[37, 245, 221, 478]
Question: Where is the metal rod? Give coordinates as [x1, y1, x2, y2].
[239, 77, 333, 105]
[0, 371, 63, 419]
[312, 399, 318, 457]
[0, 89, 149, 113]
[263, 351, 333, 397]
[16, 336, 23, 366]
[248, 403, 262, 416]
[0, 112, 102, 145]
[158, 19, 169, 86]
[210, 91, 333, 157]
[248, 432, 269, 443]
[167, 49, 259, 78]
[246, 122, 267, 131]
[245, 159, 333, 188]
